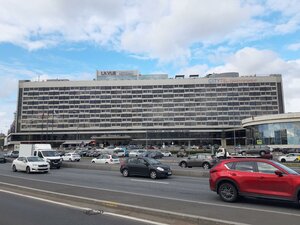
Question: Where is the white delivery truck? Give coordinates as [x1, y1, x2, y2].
[19, 144, 62, 169]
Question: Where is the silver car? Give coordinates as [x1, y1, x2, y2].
[179, 153, 216, 169]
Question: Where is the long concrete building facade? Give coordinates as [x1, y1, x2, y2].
[6, 71, 284, 148]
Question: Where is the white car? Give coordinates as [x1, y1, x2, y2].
[91, 154, 120, 164]
[129, 150, 145, 157]
[278, 153, 300, 162]
[62, 153, 81, 162]
[162, 151, 172, 157]
[12, 156, 50, 173]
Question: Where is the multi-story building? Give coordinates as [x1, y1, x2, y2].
[6, 71, 284, 148]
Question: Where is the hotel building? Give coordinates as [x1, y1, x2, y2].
[6, 71, 284, 148]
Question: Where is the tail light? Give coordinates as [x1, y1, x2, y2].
[110, 159, 113, 162]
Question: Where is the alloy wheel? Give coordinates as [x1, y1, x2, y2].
[218, 182, 238, 202]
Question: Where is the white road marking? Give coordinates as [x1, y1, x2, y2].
[0, 188, 169, 225]
[103, 212, 169, 225]
[130, 179, 169, 184]
[1, 174, 300, 218]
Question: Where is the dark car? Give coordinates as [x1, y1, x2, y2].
[210, 158, 300, 204]
[141, 151, 164, 159]
[179, 153, 216, 169]
[0, 153, 6, 163]
[120, 157, 172, 179]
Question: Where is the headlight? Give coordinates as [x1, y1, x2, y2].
[157, 167, 164, 171]
[32, 164, 38, 167]
[60, 158, 62, 162]
[47, 159, 51, 163]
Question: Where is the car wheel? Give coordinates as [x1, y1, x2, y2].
[12, 165, 17, 172]
[203, 163, 210, 170]
[26, 166, 31, 174]
[281, 158, 286, 162]
[241, 151, 246, 156]
[122, 169, 129, 177]
[260, 151, 266, 156]
[92, 161, 95, 163]
[150, 170, 157, 179]
[69, 158, 72, 161]
[180, 162, 187, 168]
[218, 182, 238, 202]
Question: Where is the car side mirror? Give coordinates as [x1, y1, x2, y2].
[275, 170, 283, 177]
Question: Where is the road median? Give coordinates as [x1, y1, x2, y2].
[61, 162, 210, 177]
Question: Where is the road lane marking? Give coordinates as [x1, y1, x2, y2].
[0, 188, 169, 225]
[103, 212, 169, 225]
[130, 179, 169, 184]
[1, 174, 300, 218]
[0, 185, 248, 225]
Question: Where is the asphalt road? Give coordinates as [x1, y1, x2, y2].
[0, 191, 163, 225]
[1, 163, 300, 225]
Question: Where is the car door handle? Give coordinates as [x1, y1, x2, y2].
[230, 173, 237, 176]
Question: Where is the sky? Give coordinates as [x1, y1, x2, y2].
[0, 0, 300, 134]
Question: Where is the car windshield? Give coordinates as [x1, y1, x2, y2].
[42, 151, 60, 156]
[273, 161, 299, 175]
[27, 156, 44, 162]
[146, 158, 161, 165]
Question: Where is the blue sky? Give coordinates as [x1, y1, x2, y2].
[1, 0, 300, 133]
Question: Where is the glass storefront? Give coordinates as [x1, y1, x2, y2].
[246, 122, 300, 145]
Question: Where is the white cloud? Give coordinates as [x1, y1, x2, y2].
[287, 42, 300, 51]
[266, 0, 300, 34]
[0, 0, 292, 62]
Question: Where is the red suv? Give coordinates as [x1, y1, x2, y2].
[210, 158, 300, 203]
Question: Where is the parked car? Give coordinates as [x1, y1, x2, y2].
[237, 145, 271, 156]
[177, 150, 187, 157]
[141, 151, 164, 159]
[91, 154, 120, 164]
[179, 153, 216, 169]
[62, 153, 81, 162]
[12, 156, 50, 173]
[278, 153, 300, 162]
[114, 149, 126, 157]
[0, 153, 6, 163]
[56, 150, 66, 157]
[129, 149, 145, 157]
[7, 150, 19, 158]
[162, 151, 172, 157]
[92, 150, 102, 157]
[209, 158, 300, 204]
[120, 157, 172, 179]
